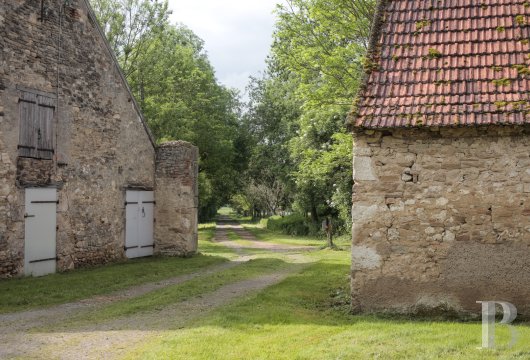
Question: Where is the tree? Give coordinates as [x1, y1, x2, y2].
[238, 0, 375, 234]
[90, 0, 170, 78]
[273, 0, 375, 106]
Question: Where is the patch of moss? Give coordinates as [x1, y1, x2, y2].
[415, 20, 431, 31]
[520, 39, 529, 45]
[493, 100, 529, 111]
[434, 80, 451, 86]
[491, 65, 503, 72]
[525, 1, 530, 8]
[492, 78, 511, 87]
[512, 64, 530, 76]
[426, 48, 443, 59]
[392, 55, 399, 62]
[362, 57, 380, 73]
[496, 26, 506, 33]
[515, 15, 526, 26]
[494, 101, 508, 109]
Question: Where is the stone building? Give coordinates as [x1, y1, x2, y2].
[348, 0, 530, 316]
[0, 0, 198, 277]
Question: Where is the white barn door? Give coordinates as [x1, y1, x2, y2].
[24, 188, 57, 276]
[125, 191, 154, 258]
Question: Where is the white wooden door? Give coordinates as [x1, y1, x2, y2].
[24, 188, 57, 276]
[125, 191, 154, 258]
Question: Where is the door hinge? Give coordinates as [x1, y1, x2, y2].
[24, 213, 35, 218]
[29, 257, 58, 264]
[124, 245, 139, 251]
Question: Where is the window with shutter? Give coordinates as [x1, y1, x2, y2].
[18, 89, 55, 160]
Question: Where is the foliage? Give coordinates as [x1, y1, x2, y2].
[236, 0, 375, 234]
[89, 0, 171, 78]
[266, 214, 316, 236]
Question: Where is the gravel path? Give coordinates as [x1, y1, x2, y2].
[0, 218, 312, 359]
[213, 215, 315, 253]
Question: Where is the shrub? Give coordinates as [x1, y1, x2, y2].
[266, 214, 314, 236]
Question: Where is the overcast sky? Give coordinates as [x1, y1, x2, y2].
[167, 0, 279, 98]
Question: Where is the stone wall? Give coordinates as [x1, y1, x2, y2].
[155, 141, 199, 256]
[351, 125, 530, 317]
[0, 0, 156, 276]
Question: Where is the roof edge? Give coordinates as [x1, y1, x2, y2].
[346, 0, 389, 131]
[82, 0, 157, 149]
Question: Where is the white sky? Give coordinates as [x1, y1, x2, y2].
[167, 0, 279, 98]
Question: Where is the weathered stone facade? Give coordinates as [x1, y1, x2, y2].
[0, 0, 198, 277]
[155, 141, 199, 256]
[351, 126, 530, 317]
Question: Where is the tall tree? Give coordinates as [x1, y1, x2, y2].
[90, 0, 170, 78]
[240, 0, 375, 233]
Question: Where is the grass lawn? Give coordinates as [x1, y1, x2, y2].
[60, 256, 295, 327]
[242, 220, 352, 249]
[125, 243, 530, 360]
[0, 224, 231, 313]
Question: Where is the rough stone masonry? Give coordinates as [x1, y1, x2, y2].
[351, 126, 530, 317]
[0, 0, 198, 277]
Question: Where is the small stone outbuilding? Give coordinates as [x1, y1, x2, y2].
[0, 0, 198, 277]
[348, 0, 530, 316]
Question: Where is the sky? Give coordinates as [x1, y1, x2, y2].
[167, 0, 279, 98]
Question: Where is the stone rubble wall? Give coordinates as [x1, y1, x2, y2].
[0, 0, 156, 277]
[351, 125, 530, 317]
[155, 141, 199, 257]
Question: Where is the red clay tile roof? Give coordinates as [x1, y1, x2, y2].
[350, 0, 530, 128]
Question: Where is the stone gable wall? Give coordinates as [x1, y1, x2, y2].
[0, 0, 156, 276]
[351, 125, 530, 317]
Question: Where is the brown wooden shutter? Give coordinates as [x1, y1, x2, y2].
[18, 90, 55, 159]
[18, 92, 38, 158]
[37, 95, 55, 160]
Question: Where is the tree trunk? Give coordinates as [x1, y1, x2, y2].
[310, 205, 318, 223]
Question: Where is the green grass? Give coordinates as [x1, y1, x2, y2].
[0, 226, 231, 313]
[217, 207, 234, 216]
[243, 225, 325, 247]
[58, 256, 294, 327]
[126, 246, 530, 360]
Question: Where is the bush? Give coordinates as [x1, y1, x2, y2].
[266, 214, 317, 236]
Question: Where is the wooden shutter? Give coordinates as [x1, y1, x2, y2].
[18, 90, 55, 160]
[18, 92, 38, 158]
[37, 95, 55, 160]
